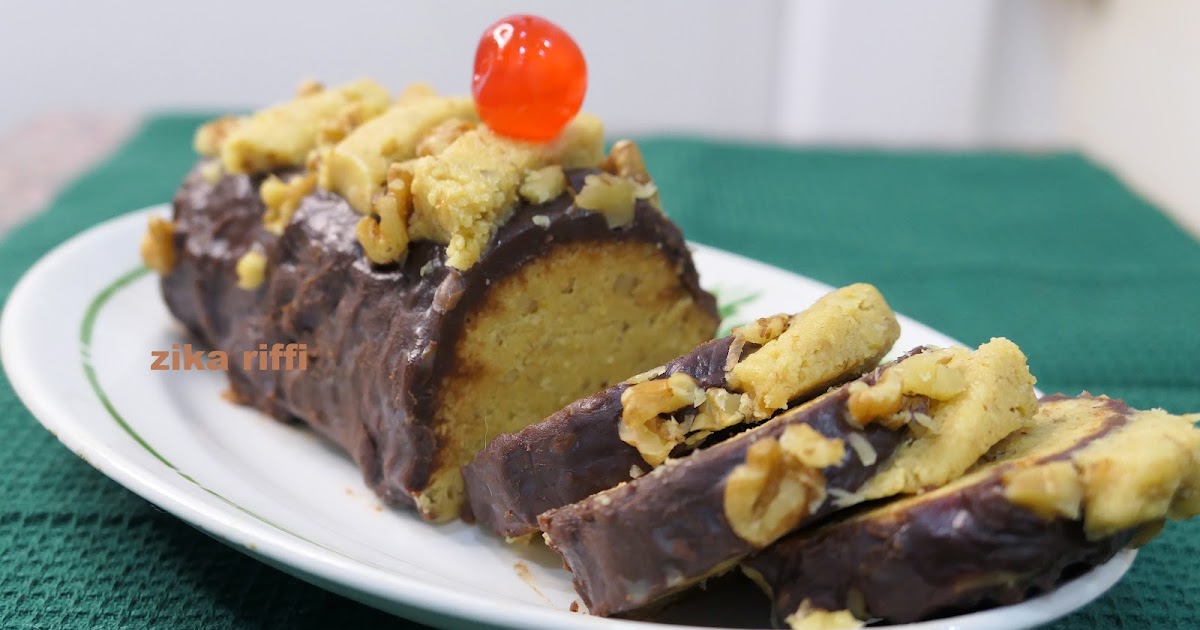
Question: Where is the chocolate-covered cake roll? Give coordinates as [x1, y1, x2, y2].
[464, 283, 902, 539]
[539, 338, 1038, 616]
[743, 395, 1200, 627]
[141, 81, 719, 521]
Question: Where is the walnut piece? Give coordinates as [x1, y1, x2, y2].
[574, 173, 637, 228]
[625, 365, 667, 386]
[732, 313, 792, 346]
[692, 387, 753, 433]
[846, 349, 966, 424]
[356, 189, 410, 265]
[618, 373, 705, 466]
[519, 165, 568, 204]
[846, 371, 904, 424]
[1002, 461, 1083, 520]
[260, 172, 316, 235]
[603, 139, 662, 209]
[140, 216, 176, 274]
[235, 250, 267, 290]
[724, 425, 839, 547]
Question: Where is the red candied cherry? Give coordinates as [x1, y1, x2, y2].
[472, 14, 587, 142]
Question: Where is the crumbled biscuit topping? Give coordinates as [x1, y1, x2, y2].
[194, 116, 241, 157]
[194, 81, 659, 269]
[1002, 403, 1200, 539]
[724, 425, 841, 547]
[729, 284, 901, 420]
[219, 79, 391, 174]
[235, 250, 267, 289]
[140, 216, 176, 274]
[320, 95, 477, 214]
[519, 165, 568, 205]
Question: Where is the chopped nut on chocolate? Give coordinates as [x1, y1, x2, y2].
[531, 214, 551, 229]
[724, 425, 835, 547]
[625, 365, 666, 385]
[260, 172, 317, 235]
[574, 173, 637, 228]
[846, 371, 904, 424]
[355, 191, 410, 265]
[846, 349, 965, 424]
[778, 424, 847, 469]
[619, 373, 705, 466]
[603, 140, 651, 183]
[140, 216, 176, 274]
[603, 139, 663, 209]
[732, 313, 792, 346]
[725, 335, 747, 373]
[845, 432, 877, 466]
[235, 250, 267, 290]
[1003, 461, 1083, 520]
[692, 387, 753, 433]
[519, 165, 568, 204]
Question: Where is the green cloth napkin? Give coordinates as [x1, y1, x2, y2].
[1, 115, 1197, 629]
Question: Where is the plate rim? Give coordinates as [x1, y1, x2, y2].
[0, 206, 1134, 630]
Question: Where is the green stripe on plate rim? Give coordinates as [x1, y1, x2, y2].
[78, 265, 360, 560]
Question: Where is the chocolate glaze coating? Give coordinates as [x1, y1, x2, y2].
[538, 356, 928, 617]
[743, 395, 1136, 625]
[161, 163, 717, 511]
[462, 336, 739, 538]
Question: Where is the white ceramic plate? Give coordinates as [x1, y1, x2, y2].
[2, 206, 1134, 630]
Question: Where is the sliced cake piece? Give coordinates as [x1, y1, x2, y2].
[743, 395, 1200, 628]
[539, 338, 1037, 616]
[463, 283, 901, 537]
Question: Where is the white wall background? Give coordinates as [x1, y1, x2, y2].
[0, 0, 1061, 144]
[2, 0, 1197, 232]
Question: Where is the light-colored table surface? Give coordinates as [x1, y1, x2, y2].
[0, 113, 139, 233]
